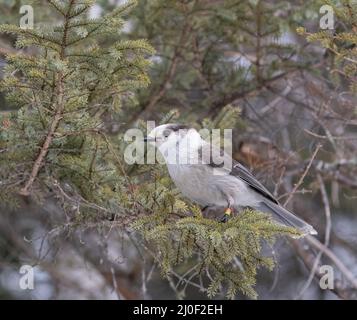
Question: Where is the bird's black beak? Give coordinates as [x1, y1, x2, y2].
[144, 136, 155, 142]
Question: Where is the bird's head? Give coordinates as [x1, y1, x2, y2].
[145, 124, 202, 155]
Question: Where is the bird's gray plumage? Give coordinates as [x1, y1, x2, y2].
[201, 143, 278, 203]
[147, 124, 317, 236]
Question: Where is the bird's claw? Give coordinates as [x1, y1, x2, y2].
[219, 208, 232, 223]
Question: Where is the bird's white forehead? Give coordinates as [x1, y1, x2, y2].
[149, 124, 192, 136]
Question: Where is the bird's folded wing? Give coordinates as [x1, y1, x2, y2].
[230, 161, 278, 204]
[202, 143, 278, 204]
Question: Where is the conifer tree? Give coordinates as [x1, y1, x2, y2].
[0, 0, 309, 299]
[298, 0, 357, 93]
[0, 0, 154, 201]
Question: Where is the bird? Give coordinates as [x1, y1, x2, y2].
[145, 123, 317, 236]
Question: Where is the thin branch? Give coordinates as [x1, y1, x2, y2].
[19, 1, 75, 196]
[304, 129, 357, 141]
[127, 21, 192, 124]
[306, 235, 357, 290]
[283, 144, 322, 206]
[19, 74, 65, 196]
[295, 174, 332, 299]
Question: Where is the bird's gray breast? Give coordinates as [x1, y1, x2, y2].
[166, 162, 261, 208]
[166, 164, 226, 206]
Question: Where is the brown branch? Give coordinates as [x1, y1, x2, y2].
[207, 69, 300, 118]
[284, 159, 357, 299]
[19, 75, 65, 196]
[305, 235, 357, 290]
[127, 21, 192, 124]
[291, 238, 357, 299]
[304, 129, 357, 141]
[283, 144, 322, 207]
[0, 36, 19, 57]
[141, 53, 179, 115]
[19, 0, 74, 196]
[278, 144, 356, 298]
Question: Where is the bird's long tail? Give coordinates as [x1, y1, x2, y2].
[255, 201, 317, 236]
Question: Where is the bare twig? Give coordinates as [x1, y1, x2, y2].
[304, 129, 357, 141]
[295, 174, 332, 299]
[306, 235, 357, 290]
[283, 144, 322, 206]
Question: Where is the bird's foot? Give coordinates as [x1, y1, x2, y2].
[220, 207, 232, 223]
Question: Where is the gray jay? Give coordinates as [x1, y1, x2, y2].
[145, 123, 317, 236]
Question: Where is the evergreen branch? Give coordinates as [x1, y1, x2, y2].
[127, 21, 191, 124]
[108, 0, 137, 18]
[0, 24, 62, 47]
[19, 73, 65, 196]
[97, 131, 135, 197]
[64, 1, 138, 47]
[19, 0, 75, 196]
[68, 1, 94, 19]
[46, 0, 67, 16]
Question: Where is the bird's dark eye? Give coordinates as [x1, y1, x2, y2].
[163, 129, 171, 138]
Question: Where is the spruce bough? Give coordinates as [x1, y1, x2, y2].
[0, 0, 301, 299]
